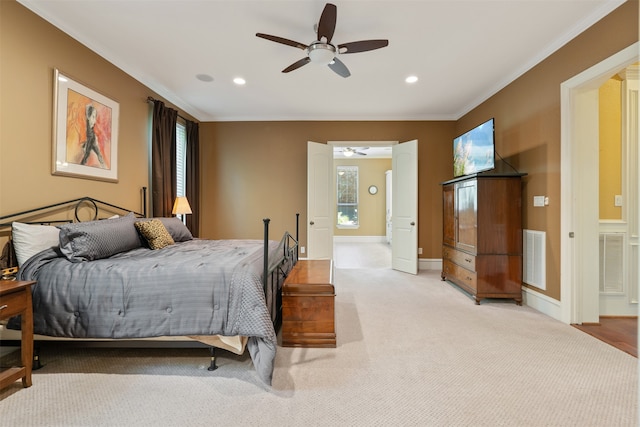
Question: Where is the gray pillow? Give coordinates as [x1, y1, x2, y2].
[154, 217, 193, 242]
[58, 213, 142, 262]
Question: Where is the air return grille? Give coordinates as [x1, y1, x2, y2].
[599, 233, 624, 294]
[523, 230, 546, 290]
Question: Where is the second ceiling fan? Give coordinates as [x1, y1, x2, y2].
[340, 147, 369, 157]
[256, 3, 389, 78]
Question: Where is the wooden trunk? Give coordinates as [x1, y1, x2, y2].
[282, 259, 336, 348]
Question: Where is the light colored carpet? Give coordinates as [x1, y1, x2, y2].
[334, 241, 391, 269]
[0, 245, 637, 426]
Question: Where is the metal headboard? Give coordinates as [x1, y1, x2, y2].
[0, 187, 147, 228]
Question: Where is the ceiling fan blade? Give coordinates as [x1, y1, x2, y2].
[338, 39, 389, 54]
[355, 151, 367, 155]
[282, 57, 311, 73]
[317, 3, 337, 43]
[328, 57, 350, 78]
[256, 33, 307, 50]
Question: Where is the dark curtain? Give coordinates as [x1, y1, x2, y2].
[151, 100, 177, 217]
[185, 120, 200, 237]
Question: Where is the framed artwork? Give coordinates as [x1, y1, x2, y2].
[52, 69, 119, 182]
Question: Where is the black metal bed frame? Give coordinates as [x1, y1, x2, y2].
[0, 189, 299, 373]
[0, 188, 148, 229]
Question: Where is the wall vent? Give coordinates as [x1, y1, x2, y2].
[523, 230, 546, 290]
[599, 233, 624, 294]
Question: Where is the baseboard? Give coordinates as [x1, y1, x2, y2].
[522, 286, 562, 321]
[333, 236, 387, 243]
[419, 258, 442, 271]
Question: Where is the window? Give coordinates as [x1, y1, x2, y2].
[176, 120, 187, 221]
[337, 165, 358, 227]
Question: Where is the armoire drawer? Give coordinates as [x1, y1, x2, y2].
[442, 246, 476, 271]
[442, 259, 477, 292]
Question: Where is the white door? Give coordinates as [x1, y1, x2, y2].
[385, 170, 392, 244]
[307, 141, 333, 259]
[392, 140, 418, 274]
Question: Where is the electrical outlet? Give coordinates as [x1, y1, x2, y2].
[300, 246, 305, 254]
[418, 247, 423, 255]
[615, 195, 623, 207]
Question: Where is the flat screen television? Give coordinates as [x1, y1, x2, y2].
[453, 118, 495, 177]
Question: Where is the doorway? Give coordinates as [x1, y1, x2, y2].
[331, 141, 394, 269]
[308, 140, 418, 272]
[560, 43, 639, 324]
[324, 140, 418, 273]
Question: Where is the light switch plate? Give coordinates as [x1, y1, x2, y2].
[533, 196, 545, 207]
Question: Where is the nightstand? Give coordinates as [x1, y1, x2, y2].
[0, 280, 35, 389]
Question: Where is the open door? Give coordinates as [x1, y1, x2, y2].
[307, 141, 333, 259]
[392, 140, 418, 274]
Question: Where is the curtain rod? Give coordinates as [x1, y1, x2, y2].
[146, 96, 190, 122]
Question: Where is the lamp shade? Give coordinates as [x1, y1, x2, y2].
[172, 196, 192, 215]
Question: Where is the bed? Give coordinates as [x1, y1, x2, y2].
[0, 193, 298, 385]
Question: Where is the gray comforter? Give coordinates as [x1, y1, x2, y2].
[16, 239, 283, 384]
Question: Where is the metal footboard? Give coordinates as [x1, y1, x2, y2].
[262, 214, 299, 327]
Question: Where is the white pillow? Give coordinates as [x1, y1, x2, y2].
[12, 222, 61, 267]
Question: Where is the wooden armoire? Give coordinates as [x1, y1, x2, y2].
[441, 173, 526, 304]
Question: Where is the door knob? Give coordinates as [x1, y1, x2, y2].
[410, 221, 415, 226]
[310, 221, 315, 225]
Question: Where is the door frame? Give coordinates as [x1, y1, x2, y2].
[560, 42, 639, 324]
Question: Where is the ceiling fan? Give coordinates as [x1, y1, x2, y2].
[339, 147, 369, 157]
[256, 3, 388, 78]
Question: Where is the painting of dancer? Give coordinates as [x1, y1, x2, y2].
[53, 69, 119, 182]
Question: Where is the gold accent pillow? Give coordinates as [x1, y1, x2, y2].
[134, 219, 175, 250]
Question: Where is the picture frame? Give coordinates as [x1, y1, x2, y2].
[52, 69, 119, 182]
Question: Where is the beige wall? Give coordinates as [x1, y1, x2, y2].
[199, 121, 455, 259]
[0, 0, 193, 230]
[456, 0, 638, 300]
[334, 158, 392, 237]
[2, 0, 637, 303]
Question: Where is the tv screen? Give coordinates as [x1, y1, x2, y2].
[453, 118, 495, 177]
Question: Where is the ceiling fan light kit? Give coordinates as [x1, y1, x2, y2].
[307, 43, 336, 65]
[256, 3, 388, 78]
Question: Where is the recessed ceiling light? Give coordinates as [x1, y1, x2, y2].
[196, 74, 214, 82]
[405, 75, 418, 84]
[233, 77, 246, 85]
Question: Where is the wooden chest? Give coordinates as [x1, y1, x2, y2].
[281, 259, 336, 348]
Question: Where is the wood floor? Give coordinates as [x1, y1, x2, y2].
[573, 317, 637, 358]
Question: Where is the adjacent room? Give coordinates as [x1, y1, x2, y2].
[0, 1, 638, 425]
